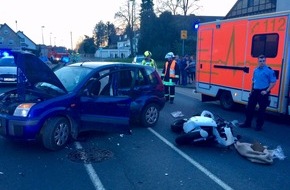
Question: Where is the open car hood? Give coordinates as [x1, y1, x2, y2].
[12, 51, 67, 93]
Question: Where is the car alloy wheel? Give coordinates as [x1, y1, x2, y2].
[141, 103, 160, 128]
[41, 117, 71, 151]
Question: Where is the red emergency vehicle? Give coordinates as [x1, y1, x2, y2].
[196, 11, 290, 116]
[47, 46, 69, 63]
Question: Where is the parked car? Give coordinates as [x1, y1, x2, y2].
[132, 55, 145, 65]
[0, 56, 17, 84]
[0, 51, 165, 150]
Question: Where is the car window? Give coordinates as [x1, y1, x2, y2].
[84, 72, 101, 96]
[145, 67, 159, 85]
[133, 55, 144, 64]
[99, 69, 114, 96]
[97, 68, 136, 97]
[118, 69, 134, 89]
[136, 57, 144, 63]
[35, 82, 66, 95]
[135, 69, 146, 86]
[0, 57, 15, 67]
[55, 66, 92, 92]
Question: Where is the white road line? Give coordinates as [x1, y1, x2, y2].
[148, 127, 234, 190]
[74, 142, 106, 190]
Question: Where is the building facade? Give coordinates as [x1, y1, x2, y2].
[225, 0, 290, 19]
[0, 23, 21, 51]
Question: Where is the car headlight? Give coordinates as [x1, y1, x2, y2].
[13, 103, 35, 117]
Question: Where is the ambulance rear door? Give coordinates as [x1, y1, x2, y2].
[196, 27, 214, 90]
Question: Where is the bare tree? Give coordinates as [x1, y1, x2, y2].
[180, 0, 201, 16]
[155, 0, 180, 15]
[115, 0, 139, 56]
[155, 0, 201, 16]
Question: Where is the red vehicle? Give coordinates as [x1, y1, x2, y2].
[48, 46, 69, 63]
[195, 11, 290, 117]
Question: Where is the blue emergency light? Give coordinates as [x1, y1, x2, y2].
[0, 49, 13, 58]
[193, 20, 200, 30]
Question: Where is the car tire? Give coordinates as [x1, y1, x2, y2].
[140, 103, 160, 128]
[41, 117, 71, 151]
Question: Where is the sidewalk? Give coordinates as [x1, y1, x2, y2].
[176, 82, 196, 89]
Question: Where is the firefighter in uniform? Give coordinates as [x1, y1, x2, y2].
[239, 55, 276, 131]
[142, 50, 157, 69]
[161, 52, 180, 104]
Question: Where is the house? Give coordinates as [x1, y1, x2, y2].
[16, 31, 38, 53]
[94, 34, 132, 58]
[0, 23, 38, 54]
[0, 23, 22, 51]
[94, 48, 130, 59]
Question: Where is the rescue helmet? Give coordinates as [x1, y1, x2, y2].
[144, 51, 152, 57]
[165, 52, 175, 59]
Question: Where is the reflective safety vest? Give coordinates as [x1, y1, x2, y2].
[162, 60, 179, 86]
[142, 59, 157, 69]
[165, 60, 178, 78]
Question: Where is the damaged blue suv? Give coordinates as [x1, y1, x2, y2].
[0, 51, 165, 150]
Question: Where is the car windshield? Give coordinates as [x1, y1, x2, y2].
[0, 57, 15, 67]
[35, 82, 66, 95]
[136, 57, 144, 62]
[54, 66, 93, 92]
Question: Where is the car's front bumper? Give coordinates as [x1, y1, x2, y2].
[0, 74, 17, 84]
[0, 116, 41, 141]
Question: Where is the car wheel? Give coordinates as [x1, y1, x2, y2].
[140, 103, 160, 127]
[220, 91, 235, 110]
[41, 117, 71, 151]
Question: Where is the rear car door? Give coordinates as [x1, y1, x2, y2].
[79, 68, 132, 134]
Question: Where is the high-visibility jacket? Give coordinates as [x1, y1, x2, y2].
[142, 58, 157, 69]
[161, 60, 180, 86]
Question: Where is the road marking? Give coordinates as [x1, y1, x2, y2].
[148, 128, 233, 190]
[74, 142, 106, 190]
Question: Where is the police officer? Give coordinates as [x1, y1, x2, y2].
[142, 51, 157, 69]
[161, 52, 180, 104]
[239, 55, 277, 131]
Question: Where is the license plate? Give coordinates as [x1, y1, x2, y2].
[4, 78, 16, 81]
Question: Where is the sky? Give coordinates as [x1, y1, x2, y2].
[0, 0, 237, 49]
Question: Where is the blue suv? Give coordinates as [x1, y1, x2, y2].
[0, 51, 165, 150]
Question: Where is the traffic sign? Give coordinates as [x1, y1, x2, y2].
[181, 30, 187, 39]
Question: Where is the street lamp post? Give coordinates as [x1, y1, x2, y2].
[41, 26, 45, 45]
[70, 31, 73, 50]
[50, 32, 52, 46]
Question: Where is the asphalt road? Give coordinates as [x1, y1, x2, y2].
[0, 86, 289, 190]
